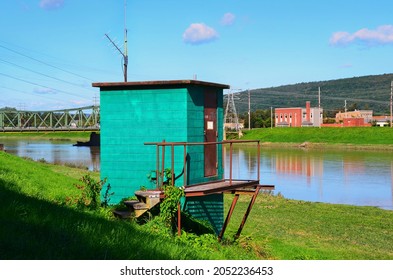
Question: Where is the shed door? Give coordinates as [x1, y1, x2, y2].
[204, 90, 217, 177]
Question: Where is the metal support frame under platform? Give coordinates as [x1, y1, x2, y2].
[181, 180, 274, 241]
[145, 140, 275, 241]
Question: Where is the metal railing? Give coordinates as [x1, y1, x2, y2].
[0, 105, 100, 131]
[144, 139, 261, 189]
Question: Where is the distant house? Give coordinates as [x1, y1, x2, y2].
[275, 101, 323, 127]
[343, 118, 367, 127]
[224, 121, 244, 130]
[335, 110, 373, 124]
[373, 116, 390, 127]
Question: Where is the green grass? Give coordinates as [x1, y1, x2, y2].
[0, 152, 256, 260]
[241, 127, 393, 147]
[225, 194, 393, 260]
[1, 151, 393, 260]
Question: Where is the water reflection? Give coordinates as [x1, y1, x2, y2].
[225, 146, 393, 210]
[2, 139, 100, 171]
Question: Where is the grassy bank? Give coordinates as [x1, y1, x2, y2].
[225, 194, 393, 259]
[0, 152, 256, 260]
[1, 152, 392, 260]
[0, 131, 91, 141]
[241, 127, 393, 148]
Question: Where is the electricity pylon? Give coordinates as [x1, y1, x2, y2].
[224, 90, 240, 131]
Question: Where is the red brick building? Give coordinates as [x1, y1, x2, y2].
[275, 101, 323, 127]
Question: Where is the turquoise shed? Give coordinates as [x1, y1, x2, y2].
[93, 80, 230, 233]
[93, 79, 272, 239]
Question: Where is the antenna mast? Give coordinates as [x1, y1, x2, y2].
[105, 0, 128, 82]
[123, 0, 128, 82]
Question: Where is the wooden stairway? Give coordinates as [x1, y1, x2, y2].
[113, 190, 162, 219]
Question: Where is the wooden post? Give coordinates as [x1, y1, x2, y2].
[183, 144, 187, 186]
[229, 142, 233, 185]
[177, 203, 181, 237]
[161, 140, 165, 187]
[171, 144, 174, 185]
[257, 141, 261, 182]
[156, 145, 160, 189]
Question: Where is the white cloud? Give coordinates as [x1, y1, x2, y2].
[221, 13, 236, 26]
[330, 25, 393, 46]
[183, 23, 219, 45]
[39, 0, 64, 11]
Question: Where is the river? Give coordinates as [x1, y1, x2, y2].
[1, 139, 100, 172]
[2, 139, 392, 210]
[225, 145, 393, 210]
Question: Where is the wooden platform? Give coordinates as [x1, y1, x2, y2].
[113, 178, 274, 241]
[180, 179, 275, 241]
[184, 179, 274, 197]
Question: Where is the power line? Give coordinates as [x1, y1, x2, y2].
[233, 90, 389, 105]
[0, 85, 71, 103]
[0, 44, 93, 82]
[0, 72, 90, 100]
[0, 58, 96, 92]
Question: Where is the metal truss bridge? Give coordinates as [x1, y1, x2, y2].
[0, 105, 100, 132]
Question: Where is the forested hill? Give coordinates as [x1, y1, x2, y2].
[229, 73, 393, 116]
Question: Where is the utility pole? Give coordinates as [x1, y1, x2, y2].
[270, 106, 273, 129]
[93, 94, 97, 107]
[390, 81, 393, 127]
[318, 87, 321, 128]
[248, 89, 251, 130]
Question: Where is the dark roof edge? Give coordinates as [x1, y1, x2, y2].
[92, 79, 230, 89]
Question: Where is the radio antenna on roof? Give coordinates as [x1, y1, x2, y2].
[105, 0, 129, 82]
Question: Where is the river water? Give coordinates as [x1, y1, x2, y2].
[1, 139, 100, 172]
[225, 145, 393, 210]
[2, 139, 392, 210]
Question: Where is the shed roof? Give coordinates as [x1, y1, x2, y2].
[92, 79, 230, 90]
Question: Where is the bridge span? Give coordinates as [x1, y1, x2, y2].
[0, 105, 100, 132]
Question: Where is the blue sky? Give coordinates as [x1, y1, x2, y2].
[1, 0, 393, 111]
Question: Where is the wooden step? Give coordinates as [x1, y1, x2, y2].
[134, 190, 161, 198]
[134, 190, 162, 208]
[113, 209, 133, 219]
[113, 191, 163, 220]
[124, 200, 149, 210]
[123, 200, 150, 218]
[258, 184, 275, 190]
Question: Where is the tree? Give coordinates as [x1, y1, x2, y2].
[0, 107, 17, 111]
[242, 109, 273, 129]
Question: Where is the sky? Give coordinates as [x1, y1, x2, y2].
[1, 0, 393, 111]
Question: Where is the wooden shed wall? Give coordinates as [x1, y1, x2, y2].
[100, 88, 189, 203]
[100, 85, 224, 204]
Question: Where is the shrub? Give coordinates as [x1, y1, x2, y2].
[67, 174, 109, 210]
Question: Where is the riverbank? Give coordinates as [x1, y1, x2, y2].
[240, 127, 393, 150]
[2, 128, 393, 150]
[0, 152, 256, 260]
[1, 152, 392, 260]
[0, 131, 92, 141]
